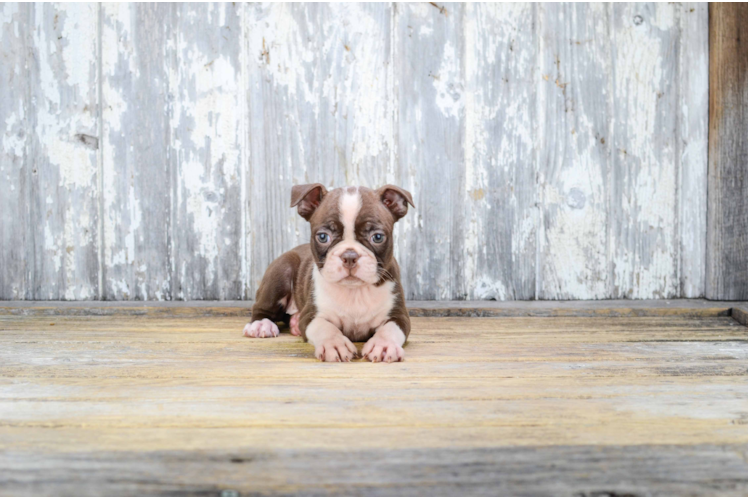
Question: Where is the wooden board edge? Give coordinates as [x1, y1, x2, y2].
[0, 301, 738, 318]
[407, 307, 732, 318]
[0, 306, 252, 318]
[732, 307, 748, 327]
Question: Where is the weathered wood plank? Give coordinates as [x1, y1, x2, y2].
[244, 4, 393, 296]
[610, 3, 679, 299]
[244, 3, 315, 295]
[537, 3, 610, 299]
[2, 445, 747, 496]
[0, 314, 748, 498]
[0, 3, 31, 300]
[1, 317, 747, 429]
[394, 3, 465, 300]
[312, 4, 393, 190]
[706, 3, 748, 300]
[27, 3, 100, 300]
[1, 313, 748, 495]
[0, 299, 743, 318]
[100, 3, 173, 300]
[677, 3, 708, 298]
[171, 3, 244, 300]
[462, 3, 537, 300]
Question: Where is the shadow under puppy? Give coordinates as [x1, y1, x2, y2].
[243, 184, 415, 363]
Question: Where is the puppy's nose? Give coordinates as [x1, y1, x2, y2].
[341, 249, 359, 269]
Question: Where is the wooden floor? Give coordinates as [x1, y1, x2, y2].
[2, 302, 748, 496]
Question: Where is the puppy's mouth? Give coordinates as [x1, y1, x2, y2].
[339, 275, 365, 286]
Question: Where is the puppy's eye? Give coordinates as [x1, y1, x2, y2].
[371, 233, 385, 244]
[316, 232, 330, 244]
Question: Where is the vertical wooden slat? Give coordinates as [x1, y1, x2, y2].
[314, 4, 393, 190]
[536, 3, 611, 300]
[245, 3, 393, 296]
[609, 3, 679, 299]
[245, 3, 313, 296]
[677, 3, 708, 298]
[28, 3, 100, 299]
[0, 4, 31, 299]
[462, 3, 537, 300]
[394, 2, 465, 300]
[706, 3, 748, 300]
[100, 4, 173, 300]
[171, 3, 243, 300]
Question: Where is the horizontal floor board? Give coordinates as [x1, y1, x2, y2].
[3, 444, 748, 496]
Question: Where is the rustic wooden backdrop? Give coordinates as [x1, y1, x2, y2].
[0, 2, 711, 301]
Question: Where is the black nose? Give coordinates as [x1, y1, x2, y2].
[341, 249, 359, 269]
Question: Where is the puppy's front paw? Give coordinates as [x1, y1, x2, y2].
[314, 335, 358, 362]
[243, 319, 280, 338]
[362, 336, 404, 363]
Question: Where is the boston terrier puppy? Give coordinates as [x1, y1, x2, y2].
[242, 184, 414, 363]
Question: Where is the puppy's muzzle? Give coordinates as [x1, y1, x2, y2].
[341, 249, 360, 269]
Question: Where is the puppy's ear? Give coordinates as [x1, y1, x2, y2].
[290, 183, 327, 220]
[377, 185, 415, 222]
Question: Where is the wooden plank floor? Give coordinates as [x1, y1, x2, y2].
[2, 306, 748, 495]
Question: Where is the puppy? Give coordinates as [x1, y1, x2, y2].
[242, 184, 414, 363]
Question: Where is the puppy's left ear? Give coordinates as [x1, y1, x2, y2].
[377, 185, 415, 222]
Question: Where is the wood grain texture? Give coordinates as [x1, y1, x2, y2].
[1, 313, 747, 495]
[463, 3, 537, 300]
[171, 3, 244, 300]
[706, 3, 748, 300]
[678, 3, 708, 298]
[0, 2, 711, 301]
[0, 4, 31, 300]
[537, 3, 610, 300]
[610, 3, 679, 299]
[28, 3, 101, 300]
[395, 2, 465, 300]
[3, 445, 748, 496]
[101, 3, 173, 300]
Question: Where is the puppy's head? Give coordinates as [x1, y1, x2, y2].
[290, 184, 414, 287]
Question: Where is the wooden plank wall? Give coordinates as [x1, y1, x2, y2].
[0, 3, 710, 301]
[706, 3, 748, 301]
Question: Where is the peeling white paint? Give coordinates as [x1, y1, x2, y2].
[3, 112, 25, 157]
[25, 3, 100, 300]
[1, 3, 710, 301]
[610, 3, 679, 298]
[246, 4, 316, 106]
[432, 41, 464, 119]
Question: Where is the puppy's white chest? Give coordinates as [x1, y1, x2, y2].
[313, 268, 395, 341]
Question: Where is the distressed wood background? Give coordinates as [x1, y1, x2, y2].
[0, 3, 710, 301]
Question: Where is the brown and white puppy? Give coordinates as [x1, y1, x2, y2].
[242, 184, 415, 363]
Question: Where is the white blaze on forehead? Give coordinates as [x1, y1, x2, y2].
[339, 187, 362, 242]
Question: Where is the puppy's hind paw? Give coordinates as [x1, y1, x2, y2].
[243, 319, 280, 338]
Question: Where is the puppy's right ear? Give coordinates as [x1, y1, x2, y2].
[290, 183, 327, 220]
